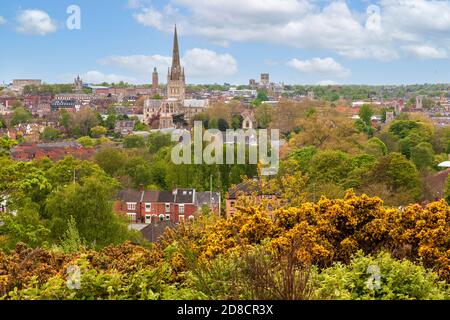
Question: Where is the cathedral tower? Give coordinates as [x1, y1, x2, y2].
[167, 25, 185, 100]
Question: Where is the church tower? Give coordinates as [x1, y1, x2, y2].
[152, 67, 159, 89]
[74, 75, 83, 93]
[167, 25, 185, 100]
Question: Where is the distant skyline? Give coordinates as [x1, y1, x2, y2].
[2, 0, 450, 86]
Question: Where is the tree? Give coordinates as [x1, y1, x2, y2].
[59, 216, 85, 253]
[310, 150, 353, 185]
[90, 126, 107, 138]
[359, 104, 374, 127]
[77, 136, 96, 147]
[255, 104, 272, 129]
[315, 251, 448, 300]
[398, 132, 426, 158]
[217, 118, 229, 131]
[446, 177, 450, 204]
[94, 148, 127, 176]
[147, 132, 173, 154]
[0, 137, 18, 155]
[410, 142, 434, 170]
[41, 127, 60, 141]
[59, 109, 71, 132]
[46, 177, 131, 248]
[71, 109, 99, 137]
[123, 135, 146, 149]
[365, 152, 421, 202]
[0, 203, 51, 250]
[11, 107, 32, 126]
[364, 137, 387, 157]
[0, 117, 6, 129]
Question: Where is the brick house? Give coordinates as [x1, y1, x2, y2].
[11, 141, 96, 161]
[114, 120, 135, 136]
[115, 188, 221, 224]
[226, 182, 278, 217]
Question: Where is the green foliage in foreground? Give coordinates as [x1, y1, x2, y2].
[2, 246, 448, 300]
[313, 252, 448, 300]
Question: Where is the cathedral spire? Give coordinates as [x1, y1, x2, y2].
[172, 24, 181, 71]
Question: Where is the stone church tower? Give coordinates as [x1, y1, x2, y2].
[152, 67, 159, 89]
[74, 75, 83, 93]
[167, 25, 185, 100]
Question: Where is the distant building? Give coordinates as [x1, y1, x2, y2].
[74, 75, 83, 93]
[144, 25, 194, 129]
[0, 103, 12, 116]
[55, 93, 92, 107]
[385, 111, 395, 122]
[114, 188, 220, 224]
[182, 99, 209, 123]
[152, 67, 159, 89]
[114, 120, 135, 136]
[51, 99, 77, 112]
[249, 79, 257, 89]
[12, 79, 42, 93]
[261, 73, 270, 86]
[416, 95, 423, 110]
[11, 141, 95, 161]
[307, 91, 315, 100]
[241, 109, 255, 129]
[228, 87, 257, 97]
[226, 182, 277, 217]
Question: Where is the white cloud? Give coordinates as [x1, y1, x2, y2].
[0, 16, 6, 25]
[317, 80, 339, 86]
[129, 0, 450, 61]
[98, 48, 238, 79]
[133, 7, 165, 30]
[287, 57, 351, 77]
[402, 45, 448, 59]
[128, 0, 143, 9]
[16, 9, 57, 35]
[184, 48, 238, 77]
[211, 40, 230, 48]
[82, 71, 136, 84]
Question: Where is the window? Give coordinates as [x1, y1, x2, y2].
[145, 214, 151, 224]
[188, 215, 195, 221]
[159, 214, 165, 222]
[127, 202, 136, 211]
[126, 212, 136, 222]
[145, 203, 151, 212]
[165, 203, 171, 213]
[165, 214, 171, 221]
[179, 215, 185, 222]
[179, 204, 185, 214]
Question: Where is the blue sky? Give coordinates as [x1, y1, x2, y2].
[1, 0, 450, 85]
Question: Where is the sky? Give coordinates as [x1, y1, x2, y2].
[1, 0, 450, 86]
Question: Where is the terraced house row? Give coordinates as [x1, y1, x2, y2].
[114, 188, 221, 224]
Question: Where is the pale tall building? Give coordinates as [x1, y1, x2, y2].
[261, 73, 270, 86]
[12, 79, 42, 92]
[152, 67, 159, 90]
[143, 25, 209, 129]
[74, 75, 83, 93]
[416, 95, 423, 110]
[167, 25, 185, 101]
